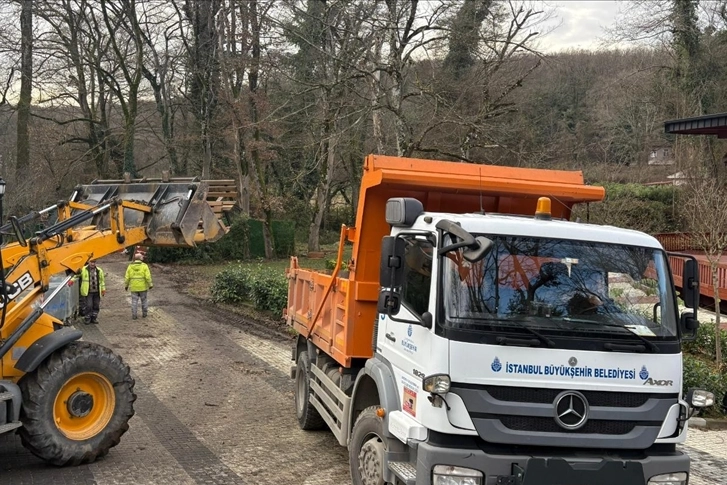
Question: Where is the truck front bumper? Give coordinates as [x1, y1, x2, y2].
[414, 440, 690, 485]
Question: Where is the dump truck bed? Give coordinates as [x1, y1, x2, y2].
[286, 155, 605, 367]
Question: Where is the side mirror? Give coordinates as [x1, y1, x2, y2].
[377, 290, 400, 315]
[10, 216, 27, 247]
[464, 236, 493, 263]
[680, 311, 699, 342]
[379, 236, 406, 288]
[683, 259, 699, 309]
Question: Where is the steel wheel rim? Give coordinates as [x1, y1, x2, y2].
[53, 372, 115, 440]
[358, 433, 385, 485]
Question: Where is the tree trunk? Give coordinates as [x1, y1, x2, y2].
[247, 0, 273, 259]
[202, 118, 212, 179]
[233, 120, 250, 216]
[16, 0, 32, 175]
[122, 93, 138, 176]
[713, 261, 722, 363]
[308, 125, 337, 252]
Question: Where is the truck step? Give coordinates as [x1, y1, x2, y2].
[0, 421, 22, 434]
[0, 391, 14, 402]
[389, 461, 416, 485]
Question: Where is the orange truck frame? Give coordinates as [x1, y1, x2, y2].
[286, 154, 709, 485]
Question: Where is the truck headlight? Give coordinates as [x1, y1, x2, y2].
[686, 388, 715, 408]
[432, 465, 483, 485]
[423, 374, 451, 394]
[648, 472, 687, 485]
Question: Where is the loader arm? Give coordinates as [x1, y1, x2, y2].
[0, 178, 236, 381]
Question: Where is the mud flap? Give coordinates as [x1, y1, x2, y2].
[514, 458, 645, 485]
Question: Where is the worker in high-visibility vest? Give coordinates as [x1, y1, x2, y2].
[124, 252, 153, 320]
[79, 260, 106, 324]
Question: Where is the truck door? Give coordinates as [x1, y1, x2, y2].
[380, 234, 434, 421]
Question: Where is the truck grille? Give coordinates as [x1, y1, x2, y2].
[484, 385, 665, 408]
[500, 416, 636, 435]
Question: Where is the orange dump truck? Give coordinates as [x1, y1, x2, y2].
[286, 155, 706, 485]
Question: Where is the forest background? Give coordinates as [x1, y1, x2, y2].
[1, 0, 726, 254]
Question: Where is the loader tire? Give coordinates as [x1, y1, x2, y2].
[18, 341, 136, 466]
[294, 351, 325, 430]
[349, 406, 391, 485]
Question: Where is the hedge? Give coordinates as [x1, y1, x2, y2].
[211, 264, 288, 316]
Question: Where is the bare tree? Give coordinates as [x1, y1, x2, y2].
[34, 0, 116, 177]
[99, 0, 146, 176]
[138, 1, 184, 175]
[218, 0, 251, 215]
[178, 0, 221, 179]
[683, 174, 727, 363]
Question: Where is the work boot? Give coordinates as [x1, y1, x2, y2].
[132, 315, 138, 320]
[142, 313, 147, 318]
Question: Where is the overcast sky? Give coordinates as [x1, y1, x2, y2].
[540, 1, 624, 52]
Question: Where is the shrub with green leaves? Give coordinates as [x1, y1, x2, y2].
[683, 322, 727, 363]
[682, 354, 726, 416]
[211, 264, 288, 315]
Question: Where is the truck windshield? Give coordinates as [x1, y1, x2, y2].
[441, 235, 678, 342]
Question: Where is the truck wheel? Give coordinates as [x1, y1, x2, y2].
[295, 351, 325, 430]
[18, 341, 136, 466]
[350, 406, 390, 485]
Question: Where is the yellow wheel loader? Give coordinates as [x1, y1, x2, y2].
[0, 176, 235, 465]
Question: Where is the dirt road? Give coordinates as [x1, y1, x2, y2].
[0, 254, 351, 485]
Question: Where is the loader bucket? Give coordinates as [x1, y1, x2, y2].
[74, 178, 237, 247]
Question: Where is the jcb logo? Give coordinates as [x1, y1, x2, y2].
[643, 377, 673, 387]
[0, 272, 34, 309]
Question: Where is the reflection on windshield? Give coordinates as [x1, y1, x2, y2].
[443, 235, 677, 339]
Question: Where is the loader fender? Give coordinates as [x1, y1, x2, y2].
[15, 327, 83, 373]
[349, 356, 399, 442]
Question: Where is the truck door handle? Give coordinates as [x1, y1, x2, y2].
[385, 332, 396, 342]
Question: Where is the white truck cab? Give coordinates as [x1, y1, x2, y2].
[370, 197, 712, 485]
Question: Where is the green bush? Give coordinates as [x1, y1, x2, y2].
[211, 264, 288, 315]
[683, 322, 727, 362]
[682, 322, 727, 415]
[683, 354, 726, 416]
[572, 183, 681, 233]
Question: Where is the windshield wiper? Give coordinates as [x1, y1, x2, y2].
[562, 317, 659, 352]
[485, 318, 555, 348]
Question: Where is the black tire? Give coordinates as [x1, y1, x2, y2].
[294, 351, 325, 430]
[349, 406, 391, 485]
[18, 341, 136, 466]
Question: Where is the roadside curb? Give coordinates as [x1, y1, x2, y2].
[689, 417, 727, 430]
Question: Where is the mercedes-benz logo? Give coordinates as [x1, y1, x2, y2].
[568, 357, 577, 367]
[553, 391, 589, 430]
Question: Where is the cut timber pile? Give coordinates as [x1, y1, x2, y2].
[206, 179, 238, 216]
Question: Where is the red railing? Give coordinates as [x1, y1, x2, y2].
[655, 232, 727, 252]
[668, 255, 727, 301]
[655, 233, 697, 252]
